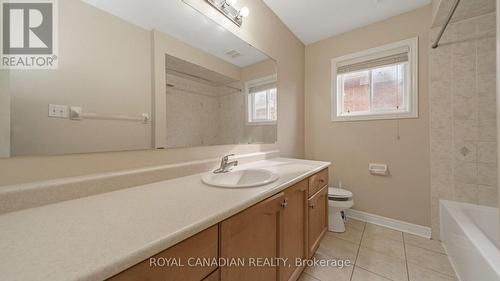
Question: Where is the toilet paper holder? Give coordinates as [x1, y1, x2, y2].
[369, 163, 388, 176]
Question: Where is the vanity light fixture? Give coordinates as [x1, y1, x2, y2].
[206, 0, 250, 27]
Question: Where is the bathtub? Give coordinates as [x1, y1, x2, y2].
[440, 200, 500, 281]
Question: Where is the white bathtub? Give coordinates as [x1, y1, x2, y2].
[440, 200, 500, 281]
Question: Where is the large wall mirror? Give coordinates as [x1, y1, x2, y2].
[1, 0, 277, 157]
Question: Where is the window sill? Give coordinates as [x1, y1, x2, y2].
[332, 112, 417, 122]
[246, 121, 277, 126]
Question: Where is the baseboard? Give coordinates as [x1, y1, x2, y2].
[344, 209, 432, 239]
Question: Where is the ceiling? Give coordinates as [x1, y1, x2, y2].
[81, 0, 268, 67]
[262, 0, 432, 44]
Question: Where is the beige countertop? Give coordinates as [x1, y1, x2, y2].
[0, 157, 330, 281]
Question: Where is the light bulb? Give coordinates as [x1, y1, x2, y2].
[239, 7, 249, 17]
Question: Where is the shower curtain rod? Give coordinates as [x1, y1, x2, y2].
[432, 0, 460, 49]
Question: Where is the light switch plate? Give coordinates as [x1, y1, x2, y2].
[48, 104, 68, 118]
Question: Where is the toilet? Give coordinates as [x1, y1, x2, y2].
[328, 187, 354, 233]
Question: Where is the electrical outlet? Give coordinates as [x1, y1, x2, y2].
[48, 104, 68, 118]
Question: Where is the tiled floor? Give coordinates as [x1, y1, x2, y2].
[299, 219, 457, 281]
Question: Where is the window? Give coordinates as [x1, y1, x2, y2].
[332, 38, 418, 121]
[246, 75, 277, 125]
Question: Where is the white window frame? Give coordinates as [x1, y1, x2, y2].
[331, 37, 418, 122]
[245, 74, 278, 126]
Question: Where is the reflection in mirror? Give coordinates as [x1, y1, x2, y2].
[3, 0, 277, 156]
[165, 54, 277, 148]
[160, 0, 278, 149]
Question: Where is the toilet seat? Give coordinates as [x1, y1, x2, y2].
[328, 188, 352, 201]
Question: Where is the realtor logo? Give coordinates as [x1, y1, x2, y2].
[1, 0, 58, 69]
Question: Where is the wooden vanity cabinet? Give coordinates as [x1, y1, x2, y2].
[220, 192, 285, 281]
[220, 176, 322, 281]
[109, 168, 329, 281]
[280, 179, 308, 281]
[307, 185, 328, 258]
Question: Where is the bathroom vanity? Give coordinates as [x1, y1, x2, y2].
[0, 158, 330, 281]
[109, 166, 329, 281]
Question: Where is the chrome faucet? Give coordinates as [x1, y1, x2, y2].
[214, 154, 238, 173]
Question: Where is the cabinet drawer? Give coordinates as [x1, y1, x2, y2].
[109, 225, 218, 281]
[308, 169, 328, 197]
[307, 185, 328, 258]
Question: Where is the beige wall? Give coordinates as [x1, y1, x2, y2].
[305, 6, 432, 226]
[9, 0, 152, 156]
[241, 59, 276, 81]
[0, 70, 9, 158]
[0, 0, 304, 186]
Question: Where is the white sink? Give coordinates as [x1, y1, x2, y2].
[201, 169, 279, 188]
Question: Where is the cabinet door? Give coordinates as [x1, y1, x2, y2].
[281, 180, 308, 281]
[220, 192, 285, 281]
[307, 186, 328, 258]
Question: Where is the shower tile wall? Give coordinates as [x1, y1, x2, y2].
[429, 12, 497, 239]
[217, 89, 245, 145]
[166, 74, 221, 147]
[166, 74, 276, 147]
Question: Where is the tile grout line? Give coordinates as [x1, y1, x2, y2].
[404, 238, 458, 278]
[350, 222, 404, 281]
[404, 242, 448, 255]
[303, 220, 364, 281]
[357, 221, 457, 280]
[359, 226, 407, 261]
[301, 272, 321, 281]
[367, 222, 447, 254]
[402, 233, 411, 281]
[357, 266, 398, 281]
[304, 221, 458, 281]
[410, 239, 458, 280]
[362, 230, 406, 243]
[349, 221, 365, 281]
[405, 259, 458, 279]
[331, 234, 360, 246]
